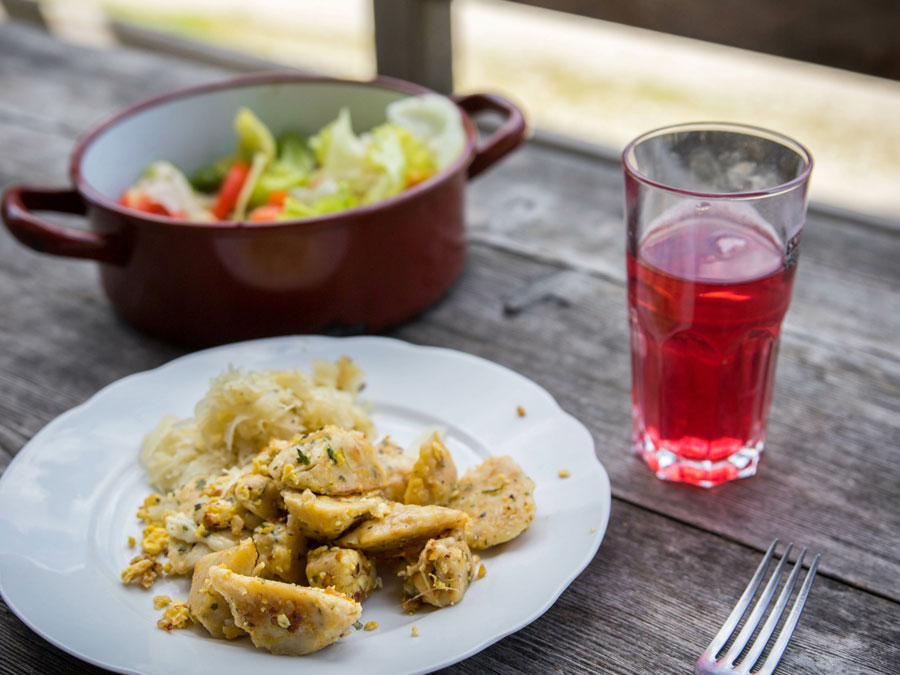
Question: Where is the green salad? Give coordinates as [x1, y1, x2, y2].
[119, 94, 465, 222]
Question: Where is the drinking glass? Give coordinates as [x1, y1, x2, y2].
[622, 123, 812, 486]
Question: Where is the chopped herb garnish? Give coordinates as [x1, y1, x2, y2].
[296, 448, 311, 465]
[210, 603, 218, 610]
[194, 503, 201, 511]
[182, 525, 188, 531]
[481, 487, 502, 494]
[195, 479, 206, 489]
[353, 620, 363, 631]
[327, 447, 338, 464]
[178, 545, 187, 553]
[338, 474, 346, 482]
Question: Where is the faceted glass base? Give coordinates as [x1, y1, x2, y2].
[635, 433, 764, 487]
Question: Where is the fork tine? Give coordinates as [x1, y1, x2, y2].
[720, 543, 794, 667]
[754, 553, 821, 675]
[737, 548, 807, 672]
[705, 539, 778, 657]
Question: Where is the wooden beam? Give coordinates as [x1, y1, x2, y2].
[509, 0, 900, 80]
[0, 0, 46, 28]
[373, 0, 453, 93]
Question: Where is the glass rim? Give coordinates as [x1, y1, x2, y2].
[622, 122, 814, 200]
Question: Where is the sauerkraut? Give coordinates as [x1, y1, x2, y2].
[140, 357, 372, 492]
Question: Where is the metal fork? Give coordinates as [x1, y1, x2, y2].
[695, 539, 821, 675]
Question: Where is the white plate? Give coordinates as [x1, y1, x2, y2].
[0, 336, 610, 675]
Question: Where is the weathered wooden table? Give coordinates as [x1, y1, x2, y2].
[1, 23, 898, 675]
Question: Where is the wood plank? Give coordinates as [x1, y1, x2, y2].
[508, 0, 900, 81]
[373, 0, 454, 93]
[0, 123, 185, 463]
[463, 141, 900, 361]
[1, 501, 897, 673]
[437, 502, 900, 673]
[0, 23, 229, 136]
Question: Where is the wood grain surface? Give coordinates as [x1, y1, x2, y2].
[0, 22, 898, 674]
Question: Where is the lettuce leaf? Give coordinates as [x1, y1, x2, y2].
[279, 179, 358, 219]
[245, 131, 317, 208]
[358, 123, 434, 203]
[380, 123, 435, 184]
[360, 123, 406, 203]
[386, 94, 464, 170]
[235, 107, 276, 163]
[246, 160, 308, 208]
[309, 108, 366, 184]
[278, 131, 315, 172]
[309, 108, 439, 205]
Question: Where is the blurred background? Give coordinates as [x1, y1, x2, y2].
[3, 0, 899, 220]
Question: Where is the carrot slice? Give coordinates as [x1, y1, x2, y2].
[248, 204, 284, 222]
[212, 161, 251, 220]
[119, 189, 170, 216]
[267, 190, 288, 207]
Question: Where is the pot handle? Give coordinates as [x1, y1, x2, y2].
[453, 93, 527, 179]
[1, 185, 125, 264]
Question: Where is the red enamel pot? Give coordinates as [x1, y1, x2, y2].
[1, 73, 526, 345]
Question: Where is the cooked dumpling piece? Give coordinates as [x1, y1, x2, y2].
[233, 472, 283, 521]
[336, 503, 469, 553]
[283, 489, 390, 540]
[400, 529, 474, 609]
[209, 567, 362, 656]
[403, 432, 457, 506]
[372, 436, 415, 502]
[251, 516, 307, 584]
[188, 538, 258, 639]
[263, 426, 388, 495]
[447, 456, 535, 550]
[306, 546, 378, 603]
[168, 541, 216, 576]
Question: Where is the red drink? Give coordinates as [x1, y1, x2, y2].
[627, 211, 797, 486]
[622, 122, 811, 485]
